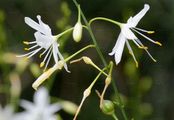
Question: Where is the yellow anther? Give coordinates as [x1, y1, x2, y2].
[24, 57, 28, 61]
[40, 62, 45, 68]
[147, 31, 155, 34]
[139, 46, 148, 50]
[153, 59, 157, 62]
[23, 41, 29, 45]
[135, 61, 139, 68]
[24, 48, 29, 51]
[39, 54, 42, 58]
[155, 41, 162, 46]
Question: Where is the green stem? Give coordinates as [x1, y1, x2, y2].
[90, 62, 108, 77]
[55, 27, 74, 39]
[112, 113, 119, 120]
[77, 5, 81, 22]
[88, 67, 107, 90]
[89, 17, 121, 26]
[72, 0, 107, 67]
[72, 1, 128, 120]
[65, 44, 95, 62]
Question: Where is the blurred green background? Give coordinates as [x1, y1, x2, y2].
[0, 0, 174, 120]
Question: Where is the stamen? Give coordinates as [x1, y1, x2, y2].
[138, 46, 148, 50]
[40, 47, 52, 68]
[23, 41, 29, 45]
[147, 31, 155, 34]
[134, 39, 157, 62]
[24, 44, 38, 51]
[40, 62, 45, 68]
[24, 48, 29, 51]
[135, 39, 148, 49]
[155, 41, 162, 46]
[133, 27, 155, 34]
[144, 49, 157, 62]
[44, 51, 53, 71]
[16, 49, 37, 57]
[132, 39, 147, 49]
[27, 48, 42, 58]
[23, 41, 36, 45]
[132, 28, 162, 46]
[39, 48, 49, 58]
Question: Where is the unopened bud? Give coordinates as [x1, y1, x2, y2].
[82, 56, 93, 65]
[73, 22, 83, 42]
[32, 61, 64, 90]
[101, 100, 115, 115]
[105, 76, 111, 85]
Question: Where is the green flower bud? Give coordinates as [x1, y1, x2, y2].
[73, 22, 83, 42]
[101, 100, 115, 115]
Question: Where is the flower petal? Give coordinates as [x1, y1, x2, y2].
[34, 87, 49, 108]
[20, 100, 34, 111]
[127, 4, 150, 27]
[37, 15, 52, 36]
[34, 32, 53, 49]
[53, 42, 70, 72]
[52, 42, 59, 63]
[25, 17, 44, 33]
[109, 33, 126, 65]
[48, 103, 61, 114]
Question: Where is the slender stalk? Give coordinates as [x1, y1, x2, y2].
[89, 17, 121, 26]
[65, 44, 95, 62]
[72, 0, 128, 120]
[55, 27, 74, 38]
[72, 0, 107, 67]
[112, 113, 119, 120]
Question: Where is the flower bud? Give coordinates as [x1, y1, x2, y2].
[82, 56, 93, 65]
[101, 100, 115, 115]
[32, 61, 64, 90]
[73, 22, 82, 42]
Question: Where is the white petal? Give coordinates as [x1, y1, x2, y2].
[48, 103, 61, 114]
[57, 46, 70, 72]
[25, 17, 44, 33]
[37, 15, 52, 36]
[127, 4, 150, 27]
[34, 32, 53, 49]
[53, 42, 70, 72]
[122, 25, 137, 40]
[109, 33, 126, 65]
[20, 100, 34, 111]
[34, 87, 49, 107]
[52, 42, 59, 63]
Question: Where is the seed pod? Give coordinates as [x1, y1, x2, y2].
[101, 100, 115, 115]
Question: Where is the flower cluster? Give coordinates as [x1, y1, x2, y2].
[15, 2, 162, 120]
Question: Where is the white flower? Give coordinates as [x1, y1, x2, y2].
[109, 4, 162, 67]
[17, 87, 61, 120]
[0, 105, 15, 120]
[17, 15, 69, 72]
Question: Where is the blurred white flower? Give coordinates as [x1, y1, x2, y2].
[17, 87, 61, 120]
[17, 15, 69, 72]
[109, 4, 162, 67]
[0, 105, 15, 120]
